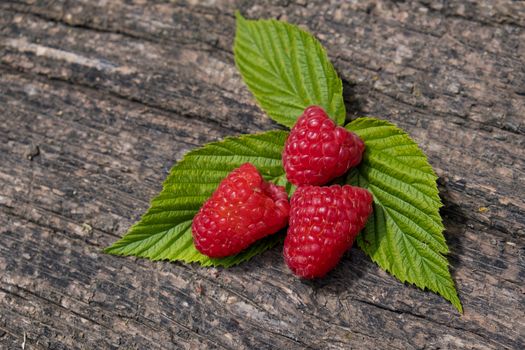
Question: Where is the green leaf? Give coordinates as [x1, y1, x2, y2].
[234, 11, 345, 128]
[105, 131, 291, 267]
[346, 117, 462, 313]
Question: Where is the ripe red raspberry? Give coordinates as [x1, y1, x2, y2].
[192, 163, 290, 258]
[284, 185, 373, 278]
[282, 106, 365, 186]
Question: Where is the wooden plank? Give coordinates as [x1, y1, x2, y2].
[0, 1, 524, 349]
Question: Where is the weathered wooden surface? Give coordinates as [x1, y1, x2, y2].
[0, 0, 524, 348]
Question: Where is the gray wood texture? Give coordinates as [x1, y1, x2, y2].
[0, 1, 524, 349]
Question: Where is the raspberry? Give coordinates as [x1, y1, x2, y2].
[284, 185, 373, 278]
[282, 106, 365, 186]
[192, 163, 290, 258]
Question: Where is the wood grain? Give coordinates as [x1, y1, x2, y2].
[0, 0, 524, 349]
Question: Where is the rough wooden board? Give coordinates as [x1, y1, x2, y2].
[0, 0, 523, 349]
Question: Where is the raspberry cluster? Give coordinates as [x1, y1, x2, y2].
[283, 106, 364, 186]
[192, 106, 372, 278]
[284, 185, 372, 278]
[192, 163, 290, 258]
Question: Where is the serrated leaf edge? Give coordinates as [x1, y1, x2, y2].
[347, 117, 463, 313]
[104, 130, 290, 268]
